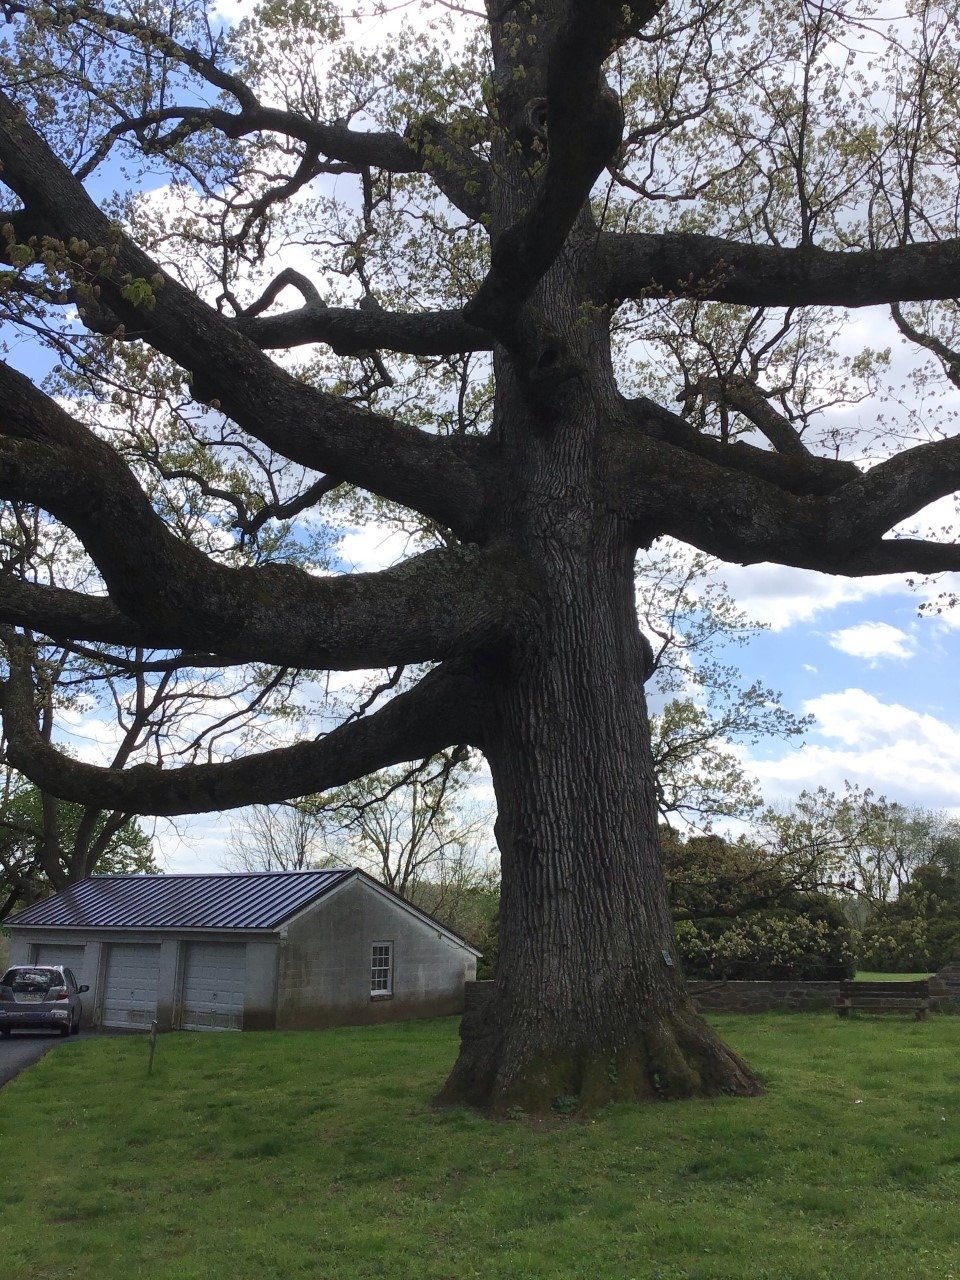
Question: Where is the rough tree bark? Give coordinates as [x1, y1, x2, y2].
[442, 472, 760, 1106]
[1, 0, 959, 1110]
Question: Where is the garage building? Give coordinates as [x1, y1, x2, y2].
[4, 869, 480, 1032]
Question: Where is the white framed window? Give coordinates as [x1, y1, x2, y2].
[371, 941, 393, 997]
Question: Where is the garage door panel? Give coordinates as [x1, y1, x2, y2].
[180, 943, 245, 1031]
[103, 944, 160, 1028]
[34, 944, 87, 985]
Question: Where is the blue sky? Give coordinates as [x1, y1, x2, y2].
[709, 559, 960, 816]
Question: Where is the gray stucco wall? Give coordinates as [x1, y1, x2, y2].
[276, 877, 477, 1029]
[241, 938, 281, 1030]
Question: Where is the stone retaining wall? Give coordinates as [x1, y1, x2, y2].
[688, 979, 849, 1013]
[931, 957, 960, 1009]
[464, 970, 960, 1016]
[463, 978, 850, 1015]
[464, 980, 494, 1012]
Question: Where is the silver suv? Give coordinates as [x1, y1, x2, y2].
[0, 966, 89, 1037]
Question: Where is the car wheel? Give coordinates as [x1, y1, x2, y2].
[71, 1015, 81, 1036]
[0, 1027, 10, 1038]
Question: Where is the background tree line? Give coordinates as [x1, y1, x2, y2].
[666, 788, 960, 981]
[218, 774, 960, 981]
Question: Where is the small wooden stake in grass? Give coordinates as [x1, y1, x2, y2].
[147, 1020, 159, 1075]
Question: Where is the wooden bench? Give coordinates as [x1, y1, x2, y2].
[836, 981, 931, 1020]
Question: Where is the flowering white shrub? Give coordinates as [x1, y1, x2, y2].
[676, 909, 855, 980]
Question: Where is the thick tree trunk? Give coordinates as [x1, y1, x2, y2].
[438, 517, 762, 1111]
[438, 208, 762, 1109]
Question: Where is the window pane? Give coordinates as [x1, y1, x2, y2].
[371, 943, 392, 994]
[5, 968, 60, 992]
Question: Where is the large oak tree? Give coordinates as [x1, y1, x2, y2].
[1, 0, 959, 1109]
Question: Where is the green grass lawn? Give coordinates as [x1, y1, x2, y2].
[854, 971, 933, 982]
[3, 1015, 960, 1280]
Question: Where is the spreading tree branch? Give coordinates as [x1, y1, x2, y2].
[0, 362, 529, 668]
[4, 1, 491, 220]
[0, 577, 151, 648]
[684, 376, 810, 458]
[889, 303, 960, 390]
[621, 396, 856, 496]
[608, 410, 960, 574]
[0, 90, 490, 539]
[465, 1, 663, 334]
[0, 640, 483, 815]
[596, 231, 960, 309]
[234, 296, 493, 356]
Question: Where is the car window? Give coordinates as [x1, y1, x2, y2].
[3, 968, 59, 991]
[64, 969, 78, 990]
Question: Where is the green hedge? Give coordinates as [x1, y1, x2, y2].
[676, 897, 855, 980]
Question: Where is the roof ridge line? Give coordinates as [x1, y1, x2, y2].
[89, 868, 354, 880]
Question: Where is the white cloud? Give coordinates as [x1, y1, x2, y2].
[153, 814, 241, 874]
[335, 523, 418, 572]
[743, 688, 960, 812]
[209, 0, 255, 23]
[716, 562, 907, 631]
[827, 621, 916, 663]
[56, 709, 125, 765]
[805, 688, 948, 748]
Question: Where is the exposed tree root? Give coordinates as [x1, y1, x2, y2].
[436, 1002, 763, 1115]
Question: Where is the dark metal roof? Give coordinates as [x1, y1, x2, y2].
[6, 870, 353, 932]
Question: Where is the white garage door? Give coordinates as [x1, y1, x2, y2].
[179, 943, 246, 1031]
[102, 943, 160, 1028]
[33, 943, 87, 985]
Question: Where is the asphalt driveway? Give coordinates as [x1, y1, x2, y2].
[0, 1029, 98, 1089]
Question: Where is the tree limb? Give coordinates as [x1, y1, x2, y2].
[607, 415, 960, 574]
[819, 435, 960, 550]
[595, 231, 960, 309]
[621, 396, 857, 496]
[235, 297, 493, 357]
[0, 641, 484, 815]
[142, 443, 344, 540]
[0, 362, 530, 668]
[465, 2, 663, 334]
[684, 375, 810, 458]
[889, 303, 960, 390]
[0, 576, 152, 648]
